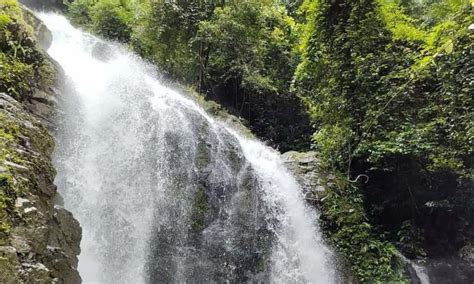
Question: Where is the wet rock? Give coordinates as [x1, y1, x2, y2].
[15, 197, 31, 209]
[21, 262, 50, 283]
[1, 91, 81, 283]
[31, 89, 59, 105]
[0, 246, 20, 283]
[458, 244, 474, 265]
[424, 200, 452, 209]
[20, 5, 64, 129]
[11, 234, 31, 255]
[92, 41, 115, 62]
[43, 246, 82, 283]
[147, 118, 271, 282]
[423, 257, 474, 284]
[23, 206, 38, 216]
[21, 5, 53, 50]
[28, 100, 54, 121]
[12, 226, 49, 255]
[3, 161, 29, 172]
[54, 192, 65, 207]
[282, 151, 327, 201]
[49, 206, 82, 259]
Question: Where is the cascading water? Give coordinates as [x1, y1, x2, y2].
[39, 13, 337, 283]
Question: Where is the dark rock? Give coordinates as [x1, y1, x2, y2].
[147, 113, 271, 282]
[49, 206, 82, 259]
[91, 41, 115, 62]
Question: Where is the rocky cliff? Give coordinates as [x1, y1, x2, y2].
[0, 2, 81, 283]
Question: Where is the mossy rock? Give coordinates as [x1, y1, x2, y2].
[0, 246, 20, 283]
[0, 1, 57, 101]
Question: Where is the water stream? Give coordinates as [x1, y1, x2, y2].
[40, 13, 336, 283]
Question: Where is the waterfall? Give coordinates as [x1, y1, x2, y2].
[39, 13, 336, 283]
[399, 254, 430, 284]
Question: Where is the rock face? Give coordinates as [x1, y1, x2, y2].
[0, 6, 81, 284]
[281, 151, 327, 201]
[282, 151, 357, 282]
[0, 93, 82, 283]
[21, 5, 53, 50]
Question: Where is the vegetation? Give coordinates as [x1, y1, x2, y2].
[320, 174, 407, 282]
[69, 0, 133, 42]
[294, 0, 472, 174]
[0, 0, 57, 246]
[67, 0, 312, 151]
[295, 0, 472, 265]
[66, 0, 471, 169]
[0, 0, 55, 100]
[0, 113, 19, 243]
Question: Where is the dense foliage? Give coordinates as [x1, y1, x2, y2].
[69, 0, 133, 42]
[0, 0, 54, 99]
[295, 0, 472, 176]
[295, 0, 473, 280]
[320, 175, 406, 282]
[67, 0, 313, 151]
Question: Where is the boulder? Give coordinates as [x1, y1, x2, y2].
[91, 40, 115, 62]
[21, 5, 53, 50]
[281, 151, 327, 201]
[458, 244, 474, 265]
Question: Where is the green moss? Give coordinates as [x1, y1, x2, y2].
[0, 100, 56, 244]
[0, 113, 21, 244]
[0, 0, 23, 20]
[0, 113, 19, 244]
[190, 185, 209, 234]
[0, 54, 34, 98]
[36, 58, 56, 90]
[0, 0, 55, 100]
[195, 121, 211, 170]
[0, 173, 15, 243]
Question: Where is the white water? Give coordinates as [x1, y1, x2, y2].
[400, 254, 430, 284]
[411, 263, 430, 284]
[40, 13, 336, 283]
